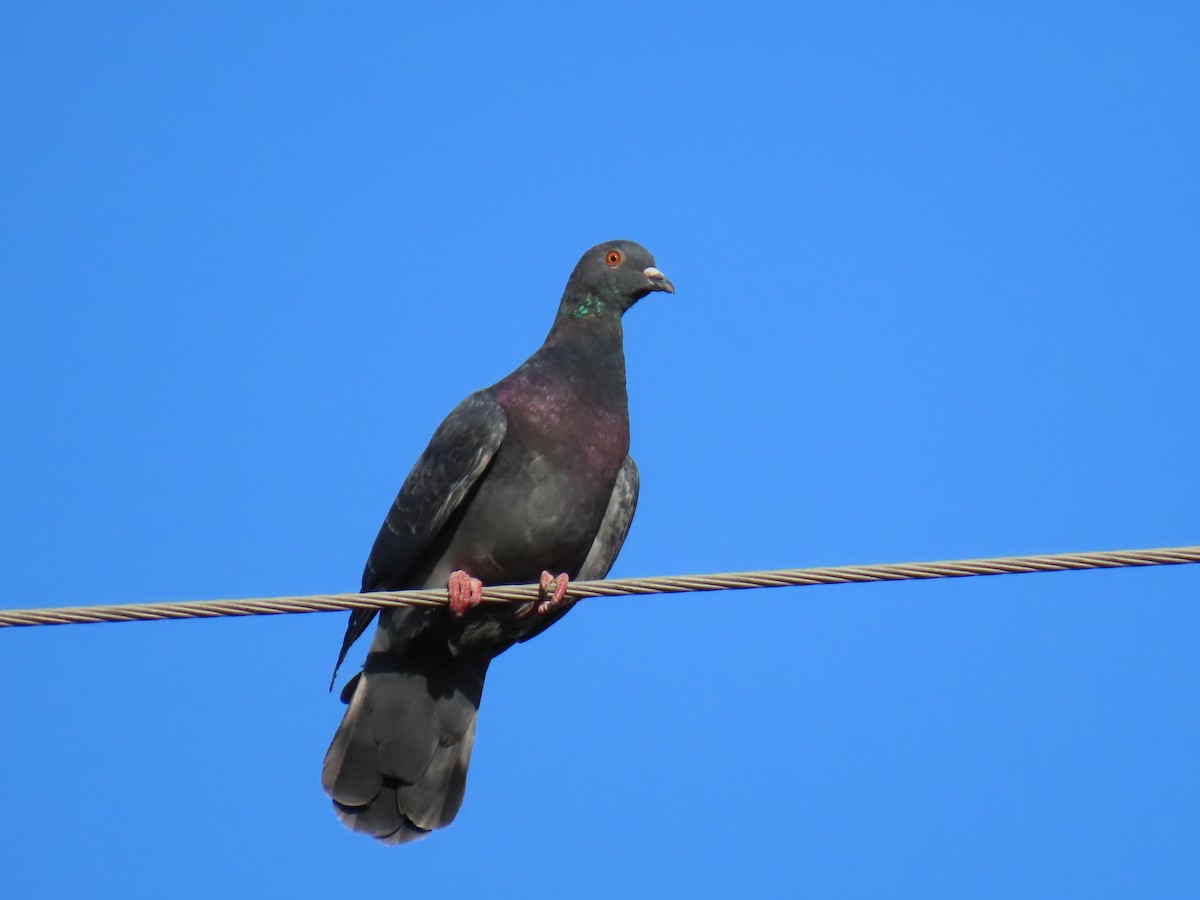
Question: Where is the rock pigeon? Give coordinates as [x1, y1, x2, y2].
[322, 240, 673, 844]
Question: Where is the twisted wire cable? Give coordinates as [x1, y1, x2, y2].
[1, 545, 1197, 629]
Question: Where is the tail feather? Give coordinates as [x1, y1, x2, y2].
[332, 784, 421, 841]
[322, 673, 385, 806]
[398, 715, 477, 830]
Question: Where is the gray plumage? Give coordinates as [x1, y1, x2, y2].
[322, 240, 672, 843]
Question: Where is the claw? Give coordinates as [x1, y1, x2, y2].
[520, 571, 570, 617]
[542, 571, 569, 605]
[448, 570, 484, 617]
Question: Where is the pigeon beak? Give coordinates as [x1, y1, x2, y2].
[643, 266, 674, 294]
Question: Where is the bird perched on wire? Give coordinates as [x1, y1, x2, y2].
[322, 240, 673, 843]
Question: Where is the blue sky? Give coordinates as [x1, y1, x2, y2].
[2, 3, 1198, 897]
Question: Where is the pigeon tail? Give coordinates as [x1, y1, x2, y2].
[322, 613, 491, 843]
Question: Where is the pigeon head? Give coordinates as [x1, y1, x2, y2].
[559, 240, 674, 321]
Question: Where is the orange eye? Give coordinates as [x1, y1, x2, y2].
[605, 249, 622, 266]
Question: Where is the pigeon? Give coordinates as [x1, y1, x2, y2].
[321, 240, 673, 844]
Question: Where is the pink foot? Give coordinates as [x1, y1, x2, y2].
[448, 569, 484, 617]
[521, 571, 569, 617]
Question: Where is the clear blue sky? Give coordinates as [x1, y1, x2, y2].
[2, 3, 1198, 897]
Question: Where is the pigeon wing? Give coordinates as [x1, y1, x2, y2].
[330, 392, 507, 686]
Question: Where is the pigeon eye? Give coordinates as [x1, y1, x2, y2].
[605, 250, 622, 266]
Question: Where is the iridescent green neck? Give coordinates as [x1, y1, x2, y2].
[549, 289, 625, 350]
[569, 295, 608, 319]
